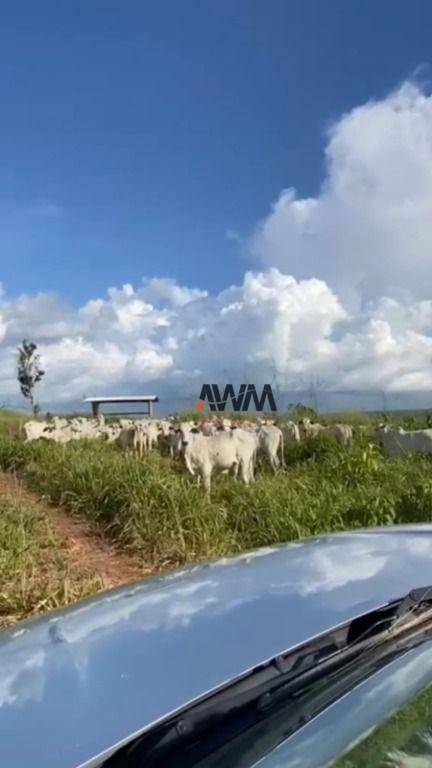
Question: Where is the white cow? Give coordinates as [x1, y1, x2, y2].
[119, 418, 135, 429]
[23, 420, 50, 442]
[54, 425, 77, 443]
[157, 419, 173, 438]
[282, 421, 300, 444]
[177, 422, 197, 442]
[135, 420, 159, 452]
[376, 426, 432, 457]
[51, 416, 69, 430]
[199, 420, 218, 436]
[230, 427, 259, 478]
[24, 420, 75, 443]
[39, 423, 75, 443]
[182, 429, 257, 491]
[134, 423, 151, 458]
[24, 415, 110, 444]
[100, 424, 121, 442]
[217, 417, 233, 431]
[114, 419, 166, 457]
[241, 421, 260, 435]
[238, 419, 256, 432]
[298, 418, 324, 440]
[322, 423, 353, 446]
[70, 418, 101, 440]
[257, 425, 285, 472]
[257, 417, 275, 426]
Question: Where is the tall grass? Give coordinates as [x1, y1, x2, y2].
[1, 431, 432, 569]
[0, 491, 103, 627]
[0, 408, 28, 438]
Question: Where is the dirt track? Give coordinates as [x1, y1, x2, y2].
[0, 471, 154, 589]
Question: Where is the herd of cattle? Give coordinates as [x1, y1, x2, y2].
[21, 415, 432, 491]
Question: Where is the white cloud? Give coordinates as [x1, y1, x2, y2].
[175, 269, 346, 384]
[249, 82, 432, 303]
[139, 277, 208, 308]
[1, 268, 432, 407]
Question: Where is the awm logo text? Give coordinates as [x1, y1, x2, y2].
[196, 384, 277, 413]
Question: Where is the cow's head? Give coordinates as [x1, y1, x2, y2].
[182, 427, 199, 447]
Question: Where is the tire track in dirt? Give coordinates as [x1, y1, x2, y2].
[0, 471, 155, 589]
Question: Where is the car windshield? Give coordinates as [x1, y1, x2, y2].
[333, 682, 432, 767]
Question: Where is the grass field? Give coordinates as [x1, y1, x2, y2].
[1, 410, 432, 572]
[1, 408, 432, 626]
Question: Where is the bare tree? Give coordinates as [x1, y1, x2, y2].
[297, 375, 327, 414]
[17, 340, 45, 414]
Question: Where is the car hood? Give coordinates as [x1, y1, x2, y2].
[2, 526, 432, 768]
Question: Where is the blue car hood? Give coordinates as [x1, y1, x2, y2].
[1, 526, 432, 767]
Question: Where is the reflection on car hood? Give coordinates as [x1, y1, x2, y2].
[2, 526, 432, 768]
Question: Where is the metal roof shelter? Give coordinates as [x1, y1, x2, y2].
[84, 395, 159, 418]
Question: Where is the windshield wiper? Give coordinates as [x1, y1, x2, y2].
[104, 585, 432, 768]
[343, 585, 432, 651]
[394, 585, 432, 621]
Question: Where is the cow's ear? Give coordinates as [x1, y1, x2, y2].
[191, 427, 199, 434]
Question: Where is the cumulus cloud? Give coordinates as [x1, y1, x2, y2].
[174, 269, 346, 384]
[249, 82, 432, 303]
[1, 268, 432, 408]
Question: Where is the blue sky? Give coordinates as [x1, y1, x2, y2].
[1, 0, 430, 304]
[3, 2, 432, 408]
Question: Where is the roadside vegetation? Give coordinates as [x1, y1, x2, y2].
[0, 489, 102, 628]
[1, 409, 432, 575]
